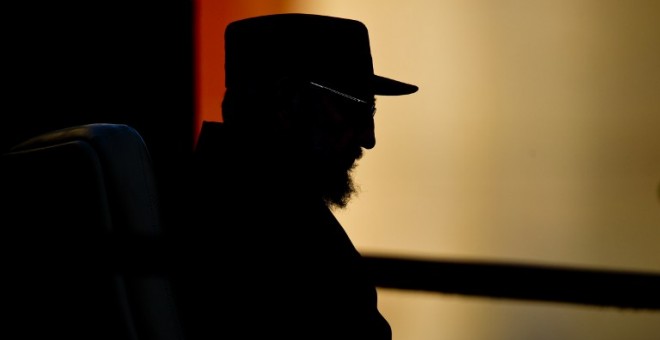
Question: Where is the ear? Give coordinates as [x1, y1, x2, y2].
[274, 80, 306, 130]
[273, 92, 296, 130]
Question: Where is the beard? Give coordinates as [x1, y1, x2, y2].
[314, 148, 363, 210]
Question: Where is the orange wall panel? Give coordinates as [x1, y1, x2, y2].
[194, 0, 294, 144]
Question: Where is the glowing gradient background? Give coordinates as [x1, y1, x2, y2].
[195, 1, 660, 339]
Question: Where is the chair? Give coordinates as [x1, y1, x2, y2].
[0, 123, 185, 340]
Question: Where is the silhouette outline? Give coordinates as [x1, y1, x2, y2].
[172, 13, 418, 340]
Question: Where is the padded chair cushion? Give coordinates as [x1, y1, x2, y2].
[1, 123, 184, 340]
[9, 123, 160, 236]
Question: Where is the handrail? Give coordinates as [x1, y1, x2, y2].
[363, 255, 660, 310]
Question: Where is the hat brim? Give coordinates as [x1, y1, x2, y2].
[373, 75, 418, 96]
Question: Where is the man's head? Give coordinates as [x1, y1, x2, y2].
[221, 13, 418, 208]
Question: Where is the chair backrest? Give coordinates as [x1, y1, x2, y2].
[0, 123, 185, 340]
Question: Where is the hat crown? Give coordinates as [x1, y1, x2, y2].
[225, 13, 374, 96]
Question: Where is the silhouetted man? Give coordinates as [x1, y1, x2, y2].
[175, 13, 418, 340]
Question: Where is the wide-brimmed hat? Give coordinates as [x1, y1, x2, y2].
[224, 13, 418, 98]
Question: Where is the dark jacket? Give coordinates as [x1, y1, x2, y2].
[172, 121, 391, 340]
